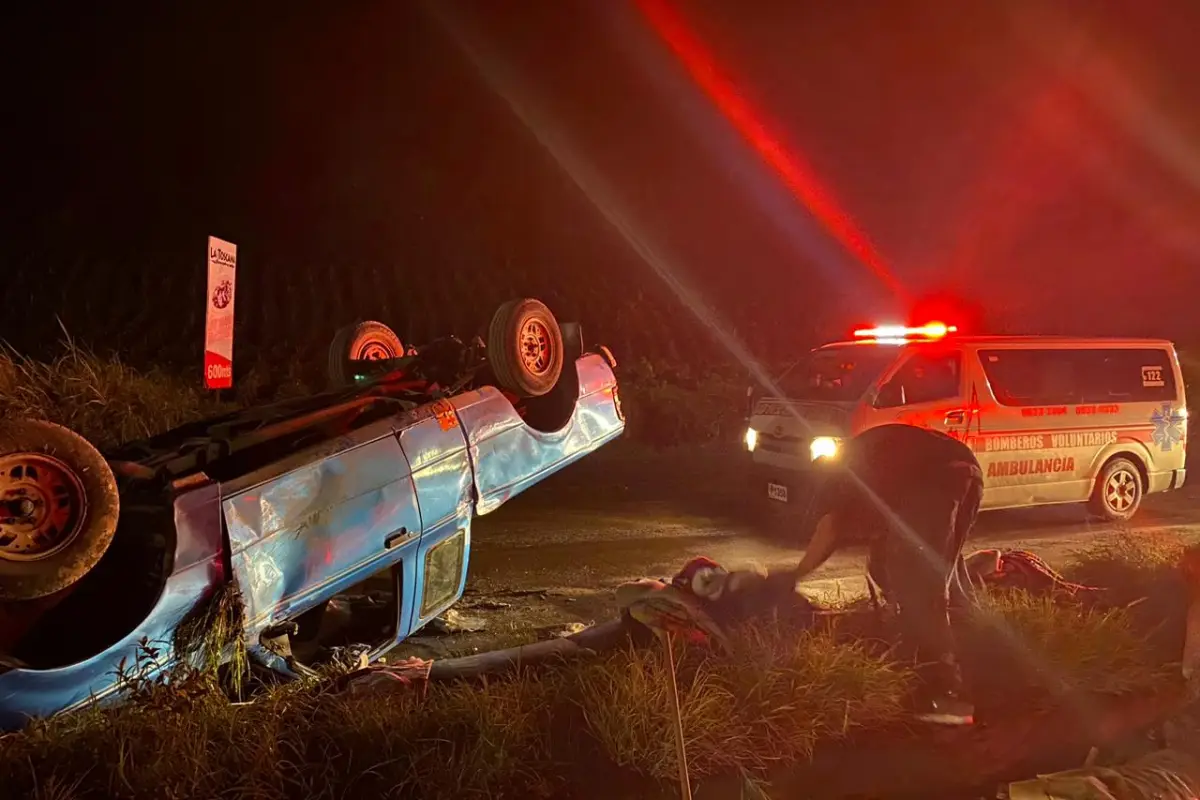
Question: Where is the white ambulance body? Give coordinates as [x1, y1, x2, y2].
[744, 325, 1188, 521]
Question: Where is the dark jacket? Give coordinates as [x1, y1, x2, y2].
[824, 424, 981, 542]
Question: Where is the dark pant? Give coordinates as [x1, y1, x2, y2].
[867, 461, 984, 697]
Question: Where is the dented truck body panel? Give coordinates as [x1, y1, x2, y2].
[0, 482, 227, 728]
[0, 354, 623, 730]
[222, 417, 427, 647]
[457, 355, 626, 514]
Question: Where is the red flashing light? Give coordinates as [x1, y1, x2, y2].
[853, 322, 958, 341]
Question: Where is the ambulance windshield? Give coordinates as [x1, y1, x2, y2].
[775, 345, 898, 402]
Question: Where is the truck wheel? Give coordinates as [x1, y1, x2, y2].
[0, 421, 120, 601]
[1089, 456, 1143, 522]
[487, 298, 564, 398]
[327, 321, 405, 388]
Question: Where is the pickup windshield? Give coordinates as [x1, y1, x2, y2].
[773, 345, 898, 403]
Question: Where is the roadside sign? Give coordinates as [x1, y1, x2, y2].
[204, 235, 237, 390]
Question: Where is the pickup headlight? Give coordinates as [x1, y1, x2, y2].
[744, 428, 758, 452]
[810, 436, 841, 461]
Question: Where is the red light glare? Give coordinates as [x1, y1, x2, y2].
[634, 0, 909, 304]
[909, 293, 984, 334]
[853, 322, 958, 340]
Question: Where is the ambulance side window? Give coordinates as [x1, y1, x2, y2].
[875, 352, 962, 409]
[981, 348, 1177, 406]
[979, 350, 1073, 406]
[1081, 348, 1177, 403]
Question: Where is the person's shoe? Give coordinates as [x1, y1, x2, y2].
[911, 692, 975, 726]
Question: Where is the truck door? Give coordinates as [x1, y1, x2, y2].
[393, 399, 474, 634]
[222, 418, 423, 643]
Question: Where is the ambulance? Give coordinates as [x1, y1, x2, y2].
[744, 323, 1188, 522]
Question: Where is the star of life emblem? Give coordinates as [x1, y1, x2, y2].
[1151, 403, 1185, 453]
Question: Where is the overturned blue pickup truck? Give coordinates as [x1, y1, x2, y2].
[0, 298, 624, 730]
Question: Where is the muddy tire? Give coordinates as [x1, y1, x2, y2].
[1089, 456, 1143, 522]
[327, 321, 405, 388]
[487, 298, 564, 398]
[0, 421, 120, 601]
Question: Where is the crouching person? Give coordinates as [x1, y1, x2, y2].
[789, 423, 982, 726]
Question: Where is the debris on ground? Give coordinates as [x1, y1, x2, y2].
[1007, 739, 1200, 799]
[335, 656, 434, 697]
[490, 588, 551, 599]
[324, 643, 374, 670]
[463, 599, 512, 611]
[427, 608, 488, 634]
[536, 621, 589, 639]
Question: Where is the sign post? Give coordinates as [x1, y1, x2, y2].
[204, 235, 237, 390]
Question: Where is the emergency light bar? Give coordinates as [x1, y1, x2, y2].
[852, 322, 957, 341]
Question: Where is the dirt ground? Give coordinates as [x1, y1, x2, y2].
[384, 445, 1200, 661]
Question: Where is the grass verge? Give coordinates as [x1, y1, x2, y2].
[0, 562, 1179, 800]
[0, 338, 748, 452]
[576, 627, 912, 780]
[0, 337, 230, 451]
[1063, 530, 1194, 682]
[965, 587, 1173, 696]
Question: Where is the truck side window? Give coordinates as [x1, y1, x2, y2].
[875, 352, 961, 408]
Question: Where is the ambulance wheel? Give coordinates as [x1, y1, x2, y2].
[487, 298, 564, 398]
[327, 321, 405, 388]
[0, 420, 120, 601]
[1089, 457, 1143, 522]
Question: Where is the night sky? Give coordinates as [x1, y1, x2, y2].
[5, 1, 1200, 368]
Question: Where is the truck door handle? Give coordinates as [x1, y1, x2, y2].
[385, 527, 415, 549]
[944, 410, 965, 425]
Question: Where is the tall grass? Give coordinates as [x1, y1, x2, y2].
[1, 619, 909, 799]
[0, 335, 230, 451]
[969, 588, 1172, 695]
[576, 626, 913, 780]
[0, 582, 1174, 800]
[0, 336, 752, 450]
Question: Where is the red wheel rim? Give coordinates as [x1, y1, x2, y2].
[0, 453, 88, 562]
[519, 318, 554, 376]
[355, 341, 393, 361]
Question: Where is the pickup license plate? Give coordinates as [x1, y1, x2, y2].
[767, 482, 788, 503]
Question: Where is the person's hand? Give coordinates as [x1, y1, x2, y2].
[723, 566, 766, 596]
[791, 512, 842, 582]
[759, 568, 800, 600]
